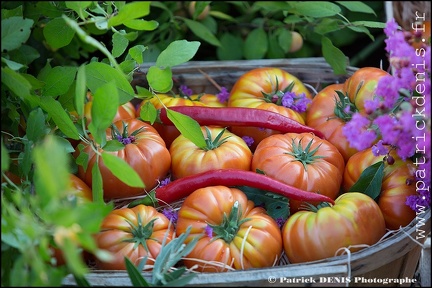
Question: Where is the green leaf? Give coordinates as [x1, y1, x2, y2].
[8, 45, 40, 67]
[43, 17, 75, 49]
[321, 37, 347, 75]
[88, 81, 119, 134]
[75, 65, 87, 117]
[124, 257, 150, 287]
[237, 186, 289, 221]
[166, 110, 206, 149]
[335, 1, 376, 15]
[182, 18, 221, 47]
[129, 45, 146, 64]
[1, 57, 25, 71]
[123, 19, 159, 31]
[290, 2, 341, 18]
[216, 32, 243, 60]
[85, 62, 135, 104]
[40, 66, 77, 97]
[65, 1, 92, 20]
[26, 108, 46, 143]
[348, 161, 384, 200]
[101, 140, 125, 152]
[1, 67, 32, 100]
[314, 18, 342, 35]
[139, 102, 158, 124]
[1, 16, 34, 52]
[350, 21, 386, 29]
[147, 66, 173, 93]
[277, 29, 293, 54]
[108, 2, 151, 28]
[39, 97, 80, 140]
[1, 141, 10, 173]
[156, 40, 201, 68]
[112, 32, 129, 58]
[101, 152, 145, 188]
[244, 28, 268, 60]
[92, 160, 104, 203]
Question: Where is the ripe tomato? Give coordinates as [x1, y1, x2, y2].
[75, 118, 171, 200]
[343, 67, 390, 113]
[251, 132, 345, 213]
[227, 67, 311, 151]
[136, 93, 206, 148]
[94, 204, 175, 270]
[306, 83, 359, 162]
[175, 185, 283, 272]
[190, 93, 227, 107]
[282, 192, 386, 263]
[84, 101, 136, 126]
[169, 126, 252, 179]
[70, 173, 93, 202]
[342, 147, 417, 230]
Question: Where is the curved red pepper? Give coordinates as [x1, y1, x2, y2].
[154, 169, 335, 205]
[159, 106, 325, 139]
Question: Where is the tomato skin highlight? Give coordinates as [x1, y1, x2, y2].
[94, 204, 175, 270]
[175, 186, 283, 272]
[282, 192, 386, 264]
[342, 147, 417, 230]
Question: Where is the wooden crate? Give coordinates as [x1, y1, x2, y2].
[62, 58, 431, 287]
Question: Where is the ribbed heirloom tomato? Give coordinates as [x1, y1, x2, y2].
[175, 185, 283, 272]
[74, 118, 171, 200]
[282, 192, 386, 263]
[169, 126, 252, 179]
[94, 204, 175, 270]
[136, 93, 206, 148]
[342, 147, 417, 230]
[227, 67, 311, 150]
[251, 132, 345, 213]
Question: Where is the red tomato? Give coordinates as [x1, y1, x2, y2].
[251, 132, 345, 213]
[306, 83, 358, 162]
[169, 126, 252, 179]
[227, 67, 311, 150]
[70, 173, 93, 202]
[282, 192, 386, 263]
[175, 185, 283, 272]
[94, 204, 175, 270]
[342, 147, 417, 230]
[136, 93, 206, 148]
[74, 118, 171, 200]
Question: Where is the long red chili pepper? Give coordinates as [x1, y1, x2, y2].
[154, 169, 335, 205]
[158, 106, 325, 139]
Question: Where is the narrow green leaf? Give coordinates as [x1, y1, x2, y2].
[26, 108, 46, 143]
[208, 10, 236, 21]
[147, 66, 173, 93]
[290, 2, 341, 18]
[123, 19, 159, 31]
[85, 62, 135, 104]
[112, 32, 129, 58]
[244, 28, 268, 60]
[75, 64, 87, 117]
[156, 40, 201, 68]
[43, 17, 75, 49]
[321, 37, 347, 75]
[92, 160, 104, 203]
[108, 2, 151, 28]
[351, 21, 386, 29]
[139, 102, 158, 124]
[182, 18, 221, 47]
[348, 161, 385, 200]
[39, 97, 80, 140]
[1, 17, 34, 52]
[166, 110, 206, 149]
[125, 257, 150, 287]
[335, 1, 376, 15]
[101, 152, 145, 188]
[1, 141, 10, 172]
[72, 274, 91, 287]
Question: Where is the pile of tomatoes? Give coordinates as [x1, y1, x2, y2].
[69, 66, 418, 273]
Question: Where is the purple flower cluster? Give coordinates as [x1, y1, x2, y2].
[116, 135, 135, 145]
[216, 87, 230, 103]
[242, 136, 254, 147]
[281, 91, 311, 113]
[343, 18, 431, 213]
[179, 84, 193, 97]
[162, 207, 178, 223]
